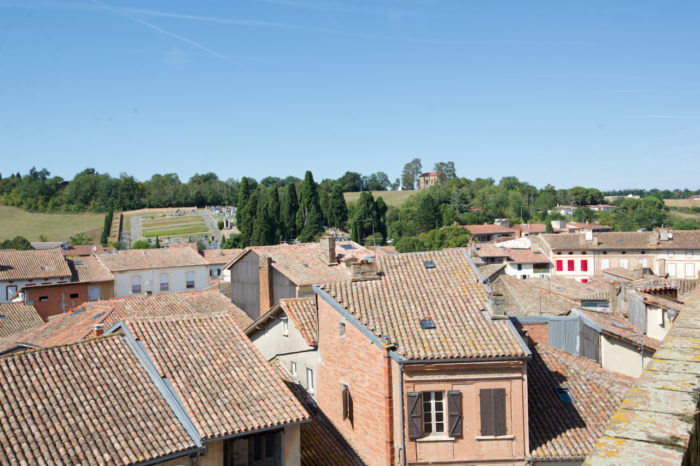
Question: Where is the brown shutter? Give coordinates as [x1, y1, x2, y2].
[493, 388, 507, 436]
[407, 392, 423, 439]
[342, 384, 349, 420]
[447, 390, 463, 438]
[479, 389, 493, 436]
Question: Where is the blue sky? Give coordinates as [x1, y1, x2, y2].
[1, 0, 699, 189]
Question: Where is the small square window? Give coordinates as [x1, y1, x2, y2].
[69, 293, 79, 299]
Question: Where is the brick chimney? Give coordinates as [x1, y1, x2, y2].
[93, 324, 105, 337]
[320, 235, 338, 266]
[258, 255, 274, 317]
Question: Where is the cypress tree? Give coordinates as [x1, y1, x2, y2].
[326, 184, 348, 228]
[281, 183, 299, 241]
[375, 196, 388, 242]
[236, 177, 254, 241]
[267, 187, 282, 242]
[238, 190, 258, 245]
[295, 171, 324, 242]
[251, 194, 274, 246]
[352, 191, 377, 243]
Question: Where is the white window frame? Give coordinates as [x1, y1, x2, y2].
[186, 271, 195, 289]
[282, 317, 289, 336]
[686, 263, 695, 278]
[422, 391, 446, 437]
[306, 368, 315, 392]
[620, 259, 629, 269]
[668, 263, 677, 277]
[5, 285, 17, 301]
[131, 275, 141, 294]
[291, 361, 297, 376]
[601, 259, 610, 270]
[160, 273, 169, 291]
[640, 258, 648, 268]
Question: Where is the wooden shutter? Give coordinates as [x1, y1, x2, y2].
[407, 392, 423, 439]
[479, 389, 493, 436]
[493, 388, 507, 436]
[447, 390, 463, 438]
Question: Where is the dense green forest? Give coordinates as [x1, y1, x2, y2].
[2, 164, 698, 252]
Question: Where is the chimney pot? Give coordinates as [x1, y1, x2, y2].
[94, 324, 105, 337]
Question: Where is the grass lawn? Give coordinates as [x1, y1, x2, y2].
[665, 199, 700, 208]
[344, 190, 418, 208]
[0, 206, 104, 242]
[141, 215, 203, 228]
[142, 223, 209, 237]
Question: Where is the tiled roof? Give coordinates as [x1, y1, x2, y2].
[0, 334, 196, 465]
[68, 256, 114, 283]
[478, 263, 506, 282]
[492, 275, 576, 317]
[318, 250, 527, 360]
[587, 286, 700, 464]
[506, 249, 551, 264]
[280, 298, 317, 346]
[205, 279, 232, 299]
[542, 230, 700, 251]
[638, 292, 683, 312]
[232, 241, 375, 286]
[61, 244, 109, 256]
[463, 224, 516, 235]
[602, 267, 643, 281]
[0, 303, 43, 339]
[201, 248, 243, 265]
[126, 313, 309, 440]
[528, 344, 635, 461]
[520, 276, 613, 301]
[579, 310, 661, 350]
[565, 222, 612, 230]
[0, 249, 71, 281]
[2, 290, 251, 351]
[95, 247, 207, 272]
[512, 223, 547, 233]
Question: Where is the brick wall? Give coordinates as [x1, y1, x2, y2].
[316, 297, 390, 466]
[26, 283, 88, 321]
[515, 322, 549, 346]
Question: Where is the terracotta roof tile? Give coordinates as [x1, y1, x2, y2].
[67, 256, 114, 283]
[318, 250, 527, 360]
[0, 303, 42, 339]
[126, 313, 309, 440]
[512, 223, 547, 233]
[0, 249, 71, 281]
[579, 310, 661, 350]
[528, 344, 635, 461]
[201, 248, 243, 265]
[463, 224, 516, 235]
[492, 275, 577, 316]
[61, 244, 109, 256]
[95, 247, 206, 272]
[279, 298, 317, 346]
[0, 334, 196, 464]
[542, 230, 700, 251]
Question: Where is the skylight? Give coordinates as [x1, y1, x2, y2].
[341, 244, 356, 250]
[420, 319, 436, 330]
[91, 312, 105, 320]
[423, 261, 435, 269]
[74, 260, 84, 265]
[72, 308, 84, 315]
[0, 315, 6, 319]
[555, 385, 573, 403]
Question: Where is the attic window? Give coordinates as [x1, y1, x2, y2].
[420, 319, 436, 330]
[423, 261, 435, 269]
[91, 312, 105, 320]
[74, 260, 84, 265]
[555, 385, 573, 403]
[341, 244, 356, 250]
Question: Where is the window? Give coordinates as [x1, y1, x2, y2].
[69, 293, 79, 299]
[686, 263, 696, 278]
[581, 260, 588, 272]
[620, 259, 629, 269]
[640, 259, 648, 268]
[131, 276, 141, 294]
[186, 271, 195, 289]
[479, 388, 507, 436]
[341, 383, 353, 422]
[282, 317, 289, 336]
[517, 264, 522, 271]
[688, 251, 693, 257]
[669, 251, 675, 258]
[407, 391, 463, 439]
[567, 260, 575, 271]
[601, 259, 610, 269]
[160, 273, 169, 291]
[668, 263, 677, 277]
[39, 296, 48, 302]
[339, 322, 346, 337]
[290, 361, 297, 376]
[5, 285, 17, 301]
[306, 368, 314, 392]
[556, 260, 563, 272]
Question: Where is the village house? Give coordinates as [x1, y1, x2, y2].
[550, 205, 575, 216]
[472, 243, 551, 279]
[463, 224, 517, 242]
[19, 256, 114, 321]
[550, 220, 613, 234]
[224, 237, 376, 320]
[511, 223, 547, 237]
[201, 248, 243, 281]
[417, 171, 446, 190]
[0, 312, 309, 465]
[532, 229, 700, 281]
[95, 247, 209, 297]
[0, 249, 72, 303]
[586, 204, 615, 212]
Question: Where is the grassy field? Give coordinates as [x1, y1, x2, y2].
[0, 206, 104, 242]
[343, 190, 418, 208]
[142, 223, 209, 238]
[665, 199, 700, 207]
[141, 215, 202, 228]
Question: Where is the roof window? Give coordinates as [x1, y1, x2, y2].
[74, 260, 84, 265]
[0, 315, 6, 319]
[72, 308, 84, 315]
[91, 312, 105, 320]
[423, 261, 435, 269]
[555, 385, 573, 403]
[420, 318, 436, 330]
[341, 244, 356, 250]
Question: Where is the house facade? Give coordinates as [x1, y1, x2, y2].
[0, 249, 72, 303]
[464, 224, 517, 242]
[95, 248, 209, 298]
[417, 171, 446, 190]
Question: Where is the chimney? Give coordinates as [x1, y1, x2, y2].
[93, 324, 105, 337]
[320, 235, 338, 266]
[258, 255, 274, 318]
[659, 229, 670, 241]
[585, 230, 593, 241]
[351, 259, 380, 282]
[486, 293, 506, 317]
